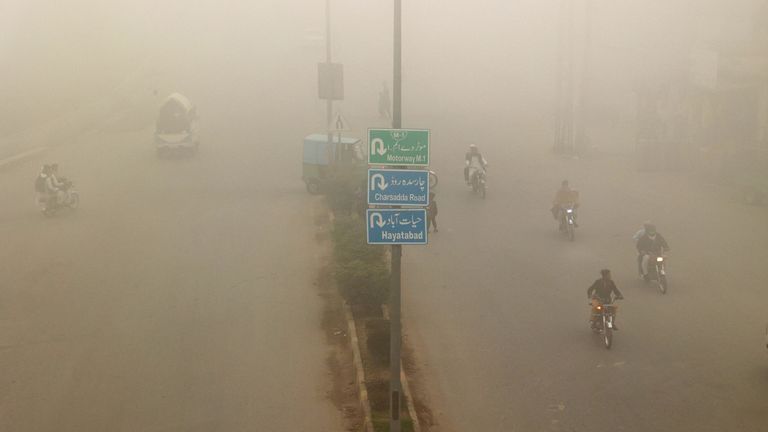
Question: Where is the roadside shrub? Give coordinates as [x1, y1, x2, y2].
[365, 318, 390, 366]
[335, 258, 389, 305]
[331, 214, 389, 305]
[332, 215, 385, 264]
[325, 169, 364, 215]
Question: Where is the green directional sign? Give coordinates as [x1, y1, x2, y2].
[368, 128, 429, 166]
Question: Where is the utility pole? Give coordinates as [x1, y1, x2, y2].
[575, 0, 592, 156]
[325, 0, 333, 161]
[390, 1, 403, 431]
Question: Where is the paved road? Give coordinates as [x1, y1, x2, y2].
[0, 115, 342, 431]
[404, 131, 768, 432]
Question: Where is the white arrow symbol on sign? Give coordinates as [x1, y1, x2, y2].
[370, 213, 386, 228]
[371, 138, 386, 156]
[370, 174, 388, 191]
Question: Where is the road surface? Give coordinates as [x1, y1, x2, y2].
[0, 115, 343, 431]
[404, 130, 768, 432]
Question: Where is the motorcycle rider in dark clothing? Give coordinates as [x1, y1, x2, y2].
[587, 269, 624, 330]
[464, 144, 487, 184]
[426, 192, 438, 233]
[636, 224, 670, 278]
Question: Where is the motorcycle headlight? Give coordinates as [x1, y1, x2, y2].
[566, 209, 573, 213]
[656, 257, 664, 262]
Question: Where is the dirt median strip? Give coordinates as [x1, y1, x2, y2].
[382, 305, 421, 432]
[329, 206, 423, 431]
[343, 302, 375, 432]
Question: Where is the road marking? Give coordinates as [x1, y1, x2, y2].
[0, 147, 48, 168]
[547, 403, 566, 412]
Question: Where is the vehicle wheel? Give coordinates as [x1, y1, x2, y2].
[603, 323, 613, 349]
[306, 181, 320, 195]
[568, 224, 575, 242]
[658, 274, 668, 294]
[480, 184, 486, 199]
[68, 193, 80, 209]
[428, 170, 438, 189]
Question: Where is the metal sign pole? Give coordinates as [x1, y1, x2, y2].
[390, 0, 403, 430]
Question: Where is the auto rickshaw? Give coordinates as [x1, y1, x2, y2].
[154, 93, 200, 157]
[302, 133, 364, 194]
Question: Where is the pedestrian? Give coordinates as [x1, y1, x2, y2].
[427, 192, 438, 233]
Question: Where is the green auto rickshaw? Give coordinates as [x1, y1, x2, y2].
[302, 133, 365, 194]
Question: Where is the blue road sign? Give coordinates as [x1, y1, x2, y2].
[366, 209, 428, 245]
[368, 169, 430, 207]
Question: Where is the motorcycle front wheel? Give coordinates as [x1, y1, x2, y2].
[658, 274, 668, 294]
[68, 193, 80, 209]
[603, 318, 613, 349]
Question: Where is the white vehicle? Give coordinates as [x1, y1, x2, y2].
[154, 93, 200, 157]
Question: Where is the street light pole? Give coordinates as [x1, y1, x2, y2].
[390, 1, 402, 431]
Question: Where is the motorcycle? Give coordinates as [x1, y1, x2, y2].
[642, 253, 668, 294]
[469, 167, 487, 199]
[590, 299, 618, 349]
[558, 205, 576, 241]
[38, 179, 80, 216]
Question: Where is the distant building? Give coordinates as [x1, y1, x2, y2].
[635, 1, 768, 174]
[687, 2, 768, 177]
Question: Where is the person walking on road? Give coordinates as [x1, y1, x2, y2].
[378, 82, 391, 120]
[427, 192, 438, 233]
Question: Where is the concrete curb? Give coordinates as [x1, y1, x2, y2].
[0, 147, 48, 171]
[382, 305, 422, 432]
[343, 302, 375, 432]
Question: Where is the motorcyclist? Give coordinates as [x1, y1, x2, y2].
[633, 221, 653, 276]
[36, 165, 53, 203]
[551, 180, 580, 228]
[48, 163, 69, 206]
[636, 224, 670, 279]
[587, 269, 624, 330]
[464, 144, 487, 185]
